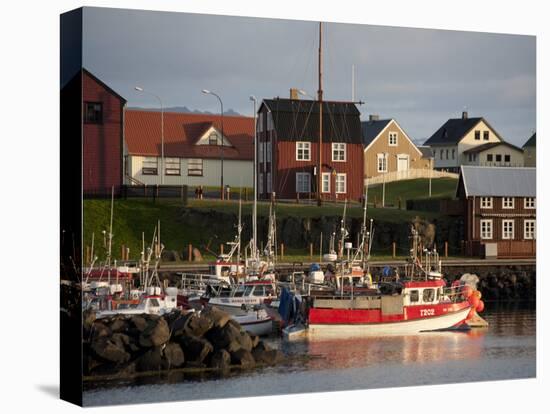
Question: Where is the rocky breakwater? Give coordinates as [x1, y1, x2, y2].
[83, 306, 284, 379]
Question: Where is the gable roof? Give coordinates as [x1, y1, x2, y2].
[523, 132, 536, 148]
[361, 119, 392, 147]
[82, 68, 127, 104]
[260, 98, 362, 144]
[456, 166, 536, 198]
[462, 141, 523, 155]
[124, 110, 254, 160]
[424, 117, 485, 146]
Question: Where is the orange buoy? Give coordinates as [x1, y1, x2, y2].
[462, 285, 473, 298]
[476, 300, 485, 313]
[469, 295, 480, 309]
[473, 290, 482, 300]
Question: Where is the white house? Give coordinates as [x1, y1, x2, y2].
[123, 110, 254, 188]
[424, 112, 521, 172]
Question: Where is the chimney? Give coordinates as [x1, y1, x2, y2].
[462, 111, 468, 119]
[290, 88, 299, 100]
[369, 114, 379, 121]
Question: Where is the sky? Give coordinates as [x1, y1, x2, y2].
[81, 7, 536, 145]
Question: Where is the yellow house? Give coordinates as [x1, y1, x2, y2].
[362, 116, 430, 180]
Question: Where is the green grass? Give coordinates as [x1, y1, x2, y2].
[366, 178, 458, 207]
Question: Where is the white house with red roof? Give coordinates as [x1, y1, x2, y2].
[123, 110, 254, 188]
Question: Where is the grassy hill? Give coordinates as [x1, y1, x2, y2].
[366, 177, 458, 207]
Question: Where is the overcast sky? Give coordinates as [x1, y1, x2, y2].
[82, 7, 536, 145]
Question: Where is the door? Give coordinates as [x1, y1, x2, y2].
[397, 155, 409, 171]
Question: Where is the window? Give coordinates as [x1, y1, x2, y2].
[377, 153, 387, 172]
[259, 173, 264, 194]
[440, 149, 443, 160]
[475, 130, 480, 140]
[495, 154, 502, 162]
[502, 220, 514, 239]
[389, 132, 398, 146]
[483, 131, 489, 141]
[188, 158, 203, 176]
[480, 219, 493, 239]
[165, 158, 180, 175]
[252, 286, 265, 297]
[266, 141, 272, 162]
[502, 197, 514, 209]
[266, 172, 272, 193]
[524, 220, 536, 239]
[259, 143, 264, 163]
[296, 142, 311, 161]
[322, 172, 330, 193]
[481, 197, 493, 209]
[209, 132, 219, 145]
[524, 197, 536, 209]
[504, 154, 511, 163]
[336, 173, 346, 194]
[409, 290, 419, 302]
[468, 153, 477, 162]
[423, 289, 435, 303]
[296, 172, 311, 193]
[446, 149, 449, 160]
[84, 102, 103, 123]
[452, 149, 455, 159]
[487, 154, 493, 162]
[142, 157, 158, 175]
[332, 143, 346, 161]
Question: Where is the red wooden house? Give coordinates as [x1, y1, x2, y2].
[81, 68, 127, 195]
[256, 97, 364, 201]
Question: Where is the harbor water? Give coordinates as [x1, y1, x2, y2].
[83, 302, 536, 406]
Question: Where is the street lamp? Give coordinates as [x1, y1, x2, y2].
[202, 89, 225, 200]
[135, 86, 164, 185]
[249, 95, 258, 262]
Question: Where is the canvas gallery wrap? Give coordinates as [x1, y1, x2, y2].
[60, 6, 536, 407]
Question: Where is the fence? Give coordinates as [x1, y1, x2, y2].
[364, 168, 458, 186]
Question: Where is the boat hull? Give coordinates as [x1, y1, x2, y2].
[307, 306, 471, 337]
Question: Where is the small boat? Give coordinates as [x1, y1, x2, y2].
[232, 306, 274, 336]
[95, 287, 179, 318]
[203, 281, 277, 314]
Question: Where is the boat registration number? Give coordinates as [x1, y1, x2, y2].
[420, 308, 435, 316]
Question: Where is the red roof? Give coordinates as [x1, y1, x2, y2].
[124, 110, 254, 161]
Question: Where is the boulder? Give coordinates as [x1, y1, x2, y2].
[163, 343, 185, 368]
[136, 347, 168, 372]
[185, 313, 214, 337]
[139, 317, 170, 347]
[253, 340, 271, 352]
[230, 349, 255, 369]
[91, 337, 130, 364]
[201, 306, 231, 329]
[210, 349, 231, 370]
[206, 322, 241, 351]
[83, 309, 96, 334]
[249, 335, 260, 349]
[111, 333, 131, 350]
[109, 317, 128, 333]
[179, 335, 213, 363]
[252, 348, 284, 366]
[91, 322, 111, 341]
[130, 315, 148, 332]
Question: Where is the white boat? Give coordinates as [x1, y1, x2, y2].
[204, 281, 277, 314]
[232, 307, 273, 336]
[96, 290, 178, 318]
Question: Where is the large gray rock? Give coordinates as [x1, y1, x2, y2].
[201, 306, 231, 329]
[163, 343, 185, 368]
[206, 322, 241, 351]
[136, 347, 168, 372]
[91, 322, 111, 341]
[179, 335, 213, 363]
[184, 313, 214, 337]
[130, 315, 148, 332]
[139, 317, 170, 347]
[210, 349, 231, 370]
[230, 349, 255, 369]
[109, 317, 128, 333]
[91, 337, 130, 364]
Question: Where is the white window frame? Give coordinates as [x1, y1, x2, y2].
[377, 153, 387, 173]
[502, 197, 515, 209]
[335, 173, 347, 194]
[164, 157, 181, 176]
[524, 219, 536, 240]
[502, 219, 515, 240]
[389, 132, 398, 146]
[480, 219, 493, 240]
[332, 143, 346, 162]
[524, 197, 536, 209]
[296, 141, 311, 161]
[296, 172, 311, 193]
[142, 156, 159, 175]
[480, 197, 493, 209]
[187, 158, 203, 176]
[321, 172, 331, 193]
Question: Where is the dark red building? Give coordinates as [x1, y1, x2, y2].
[257, 98, 364, 201]
[81, 68, 126, 195]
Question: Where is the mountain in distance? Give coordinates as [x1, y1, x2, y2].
[128, 106, 242, 116]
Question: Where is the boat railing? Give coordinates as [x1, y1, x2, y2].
[178, 273, 231, 291]
[441, 286, 467, 303]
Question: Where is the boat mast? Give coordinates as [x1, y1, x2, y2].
[107, 186, 114, 284]
[237, 194, 242, 264]
[317, 21, 323, 207]
[339, 199, 347, 259]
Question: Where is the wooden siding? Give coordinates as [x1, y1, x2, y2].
[364, 121, 427, 178]
[82, 70, 125, 194]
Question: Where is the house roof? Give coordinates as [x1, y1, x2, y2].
[462, 141, 523, 155]
[260, 98, 362, 144]
[82, 68, 127, 104]
[424, 117, 484, 146]
[418, 146, 434, 159]
[456, 166, 536, 198]
[361, 119, 392, 147]
[523, 132, 536, 148]
[124, 110, 254, 160]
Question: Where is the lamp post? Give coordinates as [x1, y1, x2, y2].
[249, 95, 258, 262]
[202, 89, 224, 200]
[135, 86, 164, 185]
